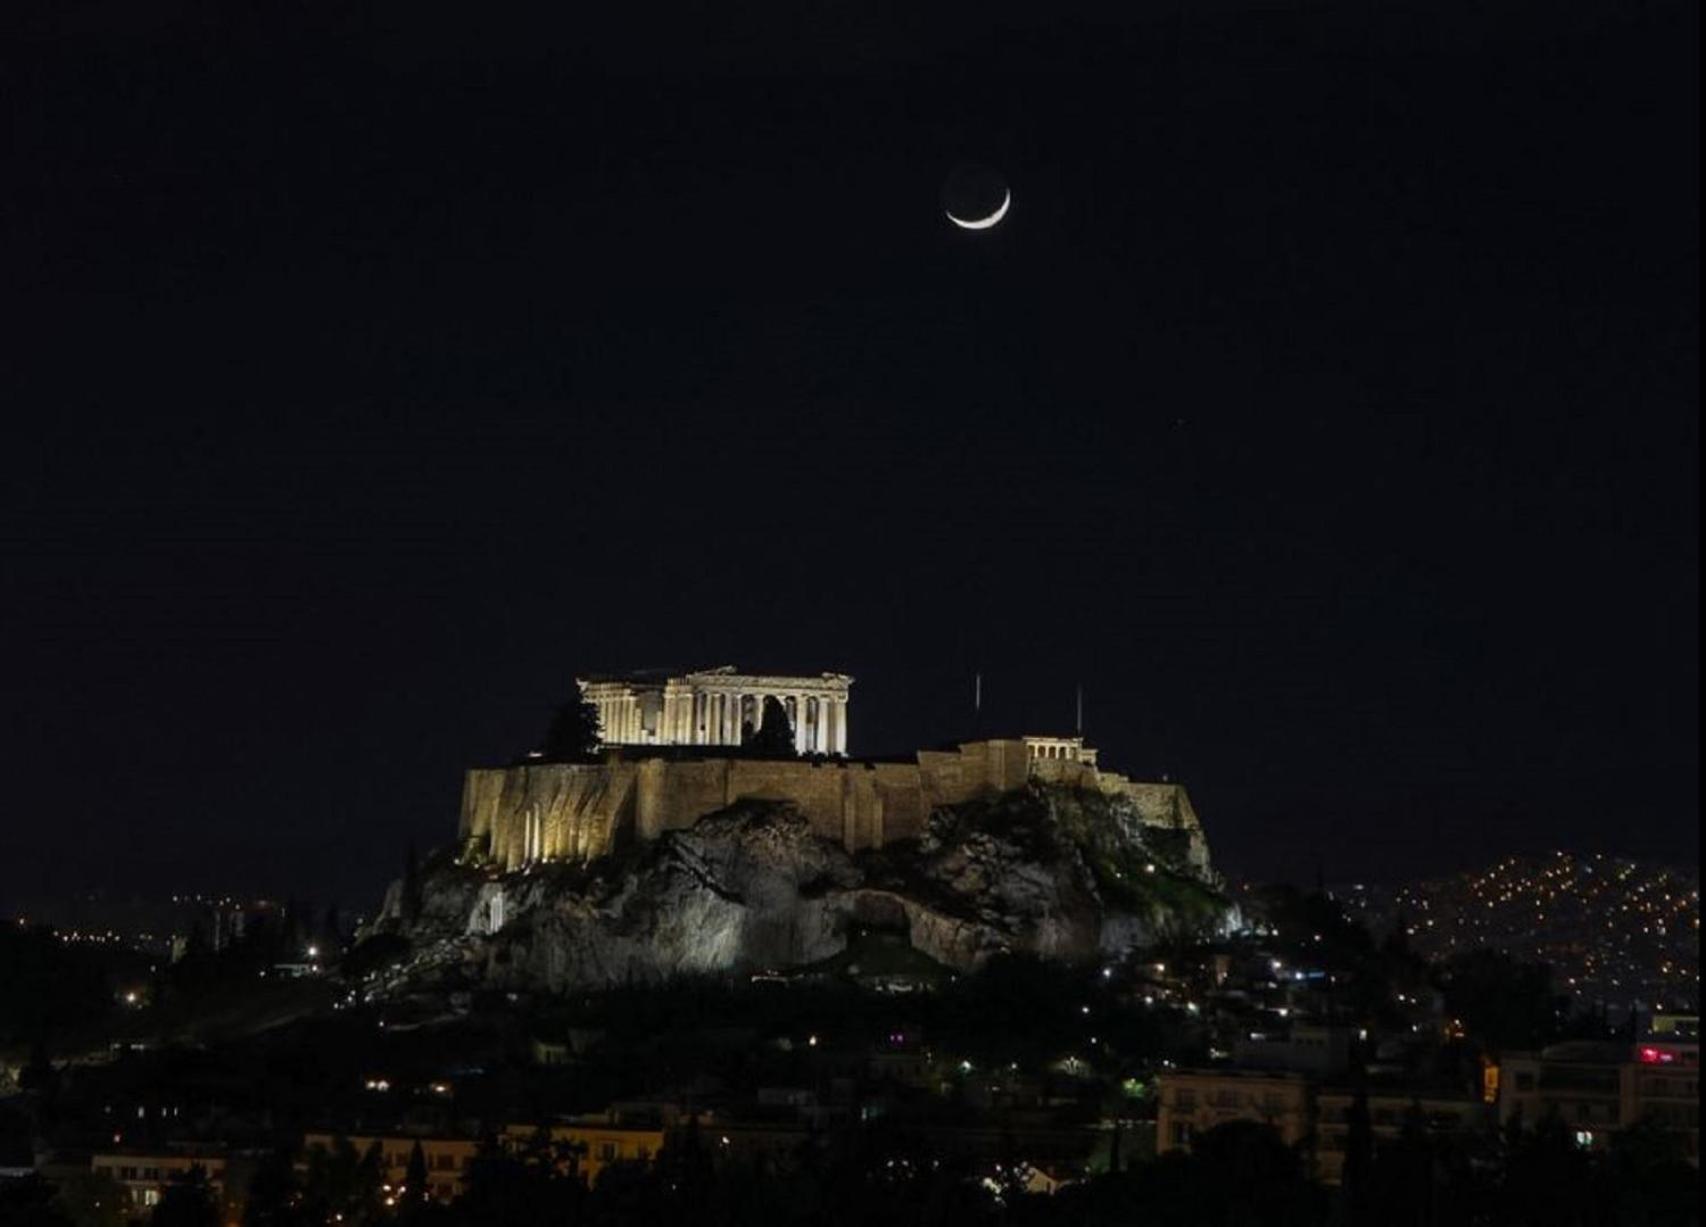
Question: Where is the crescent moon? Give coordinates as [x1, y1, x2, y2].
[946, 188, 1011, 231]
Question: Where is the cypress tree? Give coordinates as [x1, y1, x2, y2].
[747, 696, 797, 757]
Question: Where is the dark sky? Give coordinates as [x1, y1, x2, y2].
[3, 0, 1697, 912]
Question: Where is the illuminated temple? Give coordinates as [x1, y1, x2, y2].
[455, 665, 1211, 874]
[577, 666, 852, 756]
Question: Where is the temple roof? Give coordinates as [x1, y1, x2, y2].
[578, 665, 852, 686]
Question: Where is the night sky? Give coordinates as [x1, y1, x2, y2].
[4, 0, 1697, 911]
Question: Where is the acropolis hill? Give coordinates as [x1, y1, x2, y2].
[460, 666, 1211, 872]
[377, 668, 1229, 990]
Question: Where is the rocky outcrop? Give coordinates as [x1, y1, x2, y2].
[370, 784, 1232, 994]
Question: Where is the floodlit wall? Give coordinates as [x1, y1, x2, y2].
[460, 739, 1208, 871]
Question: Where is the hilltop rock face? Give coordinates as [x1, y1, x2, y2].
[372, 785, 1231, 994]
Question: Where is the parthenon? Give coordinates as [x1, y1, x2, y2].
[577, 666, 852, 755]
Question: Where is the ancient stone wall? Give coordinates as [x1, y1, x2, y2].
[460, 740, 1208, 872]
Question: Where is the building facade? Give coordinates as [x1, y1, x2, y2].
[300, 1134, 479, 1204]
[1155, 1069, 1313, 1154]
[502, 1120, 666, 1188]
[1499, 1039, 1700, 1162]
[1314, 1089, 1490, 1184]
[578, 667, 852, 755]
[1155, 1071, 1491, 1184]
[90, 1151, 226, 1213]
[1231, 1026, 1356, 1078]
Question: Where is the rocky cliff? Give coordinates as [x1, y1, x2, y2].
[368, 783, 1232, 994]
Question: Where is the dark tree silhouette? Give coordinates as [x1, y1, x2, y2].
[402, 843, 423, 924]
[241, 1151, 305, 1227]
[747, 696, 797, 757]
[540, 697, 602, 762]
[1341, 1083, 1374, 1226]
[403, 1141, 430, 1212]
[1189, 1120, 1322, 1225]
[321, 904, 343, 954]
[17, 1037, 56, 1095]
[0, 1175, 73, 1227]
[51, 1169, 130, 1227]
[149, 1167, 218, 1227]
[300, 1137, 384, 1226]
[456, 1130, 585, 1227]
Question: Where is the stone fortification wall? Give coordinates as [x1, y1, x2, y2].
[460, 739, 1207, 872]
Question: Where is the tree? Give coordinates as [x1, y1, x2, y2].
[1600, 1120, 1700, 1226]
[0, 1175, 73, 1227]
[1090, 1122, 1323, 1227]
[747, 696, 797, 757]
[150, 1167, 218, 1227]
[18, 1037, 57, 1095]
[455, 1130, 585, 1227]
[321, 904, 343, 956]
[1365, 1101, 1436, 1227]
[1191, 1121, 1321, 1224]
[241, 1151, 306, 1227]
[282, 896, 304, 955]
[401, 844, 423, 925]
[1340, 1084, 1374, 1227]
[300, 1137, 384, 1227]
[403, 1141, 430, 1210]
[540, 697, 602, 762]
[52, 1170, 130, 1227]
[1496, 1113, 1593, 1227]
